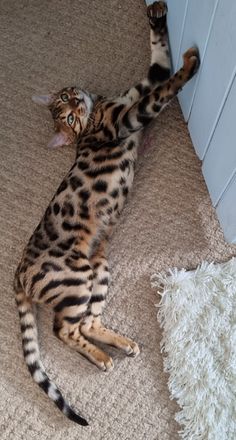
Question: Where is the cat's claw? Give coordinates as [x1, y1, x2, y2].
[147, 1, 168, 29]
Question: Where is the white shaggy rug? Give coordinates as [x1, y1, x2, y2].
[152, 259, 236, 440]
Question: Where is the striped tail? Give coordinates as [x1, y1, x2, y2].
[15, 286, 88, 426]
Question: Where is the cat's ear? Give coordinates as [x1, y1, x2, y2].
[47, 131, 71, 149]
[32, 94, 54, 106]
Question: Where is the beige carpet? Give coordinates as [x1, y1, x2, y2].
[1, 1, 235, 439]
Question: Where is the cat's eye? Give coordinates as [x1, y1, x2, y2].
[61, 93, 69, 102]
[67, 113, 75, 126]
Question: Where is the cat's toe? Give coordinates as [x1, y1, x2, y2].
[103, 358, 114, 372]
[147, 1, 168, 29]
[183, 47, 200, 76]
[99, 357, 114, 372]
[125, 341, 140, 358]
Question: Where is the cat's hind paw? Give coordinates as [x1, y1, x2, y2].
[124, 340, 140, 358]
[96, 354, 114, 372]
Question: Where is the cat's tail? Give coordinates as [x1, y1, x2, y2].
[14, 281, 89, 426]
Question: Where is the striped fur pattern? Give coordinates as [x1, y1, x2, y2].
[14, 2, 200, 426]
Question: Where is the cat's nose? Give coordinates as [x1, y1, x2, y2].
[70, 98, 81, 108]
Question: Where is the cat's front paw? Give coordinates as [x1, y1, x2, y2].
[147, 1, 168, 30]
[183, 47, 200, 79]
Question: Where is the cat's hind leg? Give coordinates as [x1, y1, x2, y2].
[80, 241, 140, 357]
[54, 317, 114, 371]
[81, 316, 140, 358]
[46, 250, 114, 371]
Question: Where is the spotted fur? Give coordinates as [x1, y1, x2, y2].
[14, 2, 200, 426]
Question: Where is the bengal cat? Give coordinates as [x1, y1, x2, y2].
[14, 2, 200, 426]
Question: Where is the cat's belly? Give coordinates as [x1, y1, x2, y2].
[18, 137, 139, 290]
[94, 159, 135, 228]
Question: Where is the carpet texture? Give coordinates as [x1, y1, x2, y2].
[152, 260, 236, 440]
[0, 1, 235, 439]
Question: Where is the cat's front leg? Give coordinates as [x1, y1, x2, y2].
[120, 1, 171, 105]
[147, 1, 171, 85]
[118, 47, 200, 138]
[80, 240, 140, 358]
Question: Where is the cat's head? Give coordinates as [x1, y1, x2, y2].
[32, 87, 95, 148]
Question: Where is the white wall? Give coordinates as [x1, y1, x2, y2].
[146, 0, 236, 243]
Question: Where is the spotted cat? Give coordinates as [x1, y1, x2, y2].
[14, 2, 200, 426]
